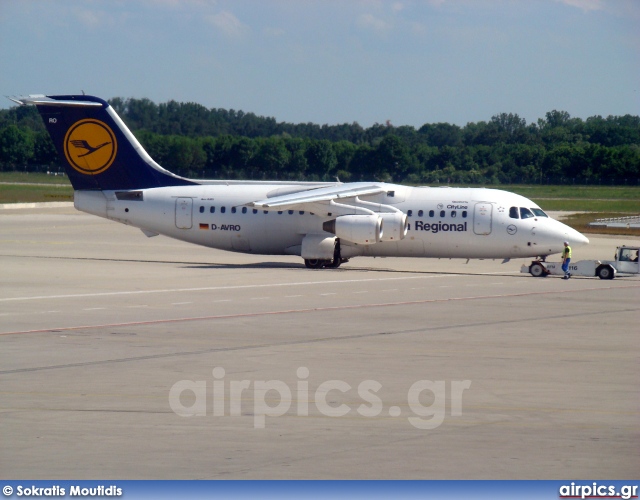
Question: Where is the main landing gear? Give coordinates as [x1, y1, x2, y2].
[304, 240, 348, 269]
[304, 258, 342, 269]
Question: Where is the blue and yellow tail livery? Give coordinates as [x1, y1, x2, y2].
[9, 94, 194, 191]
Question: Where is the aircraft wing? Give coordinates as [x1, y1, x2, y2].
[250, 183, 385, 209]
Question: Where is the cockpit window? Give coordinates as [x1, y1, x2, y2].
[509, 207, 519, 219]
[520, 207, 534, 219]
[531, 208, 548, 217]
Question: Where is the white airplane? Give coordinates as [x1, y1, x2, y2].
[11, 94, 589, 268]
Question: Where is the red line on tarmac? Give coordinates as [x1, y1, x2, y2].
[1, 284, 638, 336]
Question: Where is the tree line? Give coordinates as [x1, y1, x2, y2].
[1, 98, 639, 185]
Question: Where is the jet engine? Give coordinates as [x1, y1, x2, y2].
[378, 212, 408, 242]
[323, 214, 383, 245]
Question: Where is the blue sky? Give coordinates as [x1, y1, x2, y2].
[0, 0, 638, 127]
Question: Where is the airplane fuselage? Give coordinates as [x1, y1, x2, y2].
[76, 182, 585, 261]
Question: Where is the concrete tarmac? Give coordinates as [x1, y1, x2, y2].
[1, 207, 638, 479]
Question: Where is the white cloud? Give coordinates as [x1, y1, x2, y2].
[357, 13, 392, 34]
[358, 0, 384, 9]
[410, 21, 427, 36]
[555, 0, 604, 12]
[72, 8, 128, 29]
[141, 0, 217, 8]
[74, 9, 103, 28]
[264, 27, 285, 38]
[205, 10, 249, 38]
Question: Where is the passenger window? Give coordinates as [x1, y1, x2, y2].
[288, 210, 294, 215]
[509, 207, 519, 219]
[263, 210, 268, 214]
[231, 207, 237, 214]
[252, 209, 258, 214]
[199, 206, 204, 213]
[440, 210, 445, 218]
[210, 206, 215, 213]
[299, 211, 304, 215]
[520, 207, 534, 219]
[429, 210, 434, 217]
[418, 210, 423, 217]
[451, 211, 456, 218]
[221, 206, 226, 214]
[462, 211, 467, 218]
[278, 211, 283, 215]
[407, 210, 413, 217]
[242, 207, 247, 214]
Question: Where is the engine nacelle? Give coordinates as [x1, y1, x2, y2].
[323, 215, 382, 245]
[378, 212, 408, 242]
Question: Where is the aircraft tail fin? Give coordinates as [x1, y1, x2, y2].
[10, 94, 195, 191]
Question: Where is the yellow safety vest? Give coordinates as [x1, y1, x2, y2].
[563, 246, 572, 259]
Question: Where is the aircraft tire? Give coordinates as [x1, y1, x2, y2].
[529, 262, 547, 277]
[304, 259, 325, 269]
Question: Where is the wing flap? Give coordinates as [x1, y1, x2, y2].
[250, 184, 385, 209]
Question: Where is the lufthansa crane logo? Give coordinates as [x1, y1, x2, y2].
[64, 119, 117, 175]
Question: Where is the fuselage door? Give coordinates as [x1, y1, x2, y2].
[473, 202, 492, 235]
[175, 197, 193, 229]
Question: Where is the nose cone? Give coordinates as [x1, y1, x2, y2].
[536, 218, 589, 255]
[576, 232, 589, 246]
[566, 226, 589, 247]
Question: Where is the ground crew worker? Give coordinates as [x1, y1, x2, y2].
[562, 241, 572, 279]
